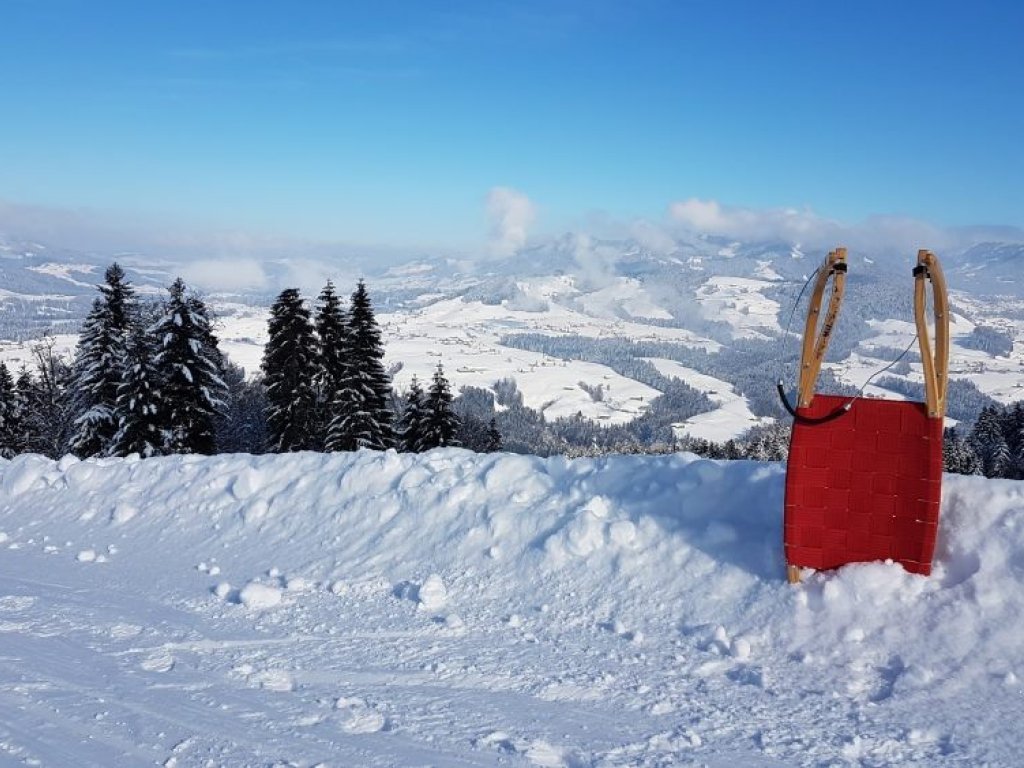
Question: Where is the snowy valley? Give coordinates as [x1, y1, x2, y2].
[3, 235, 1024, 452]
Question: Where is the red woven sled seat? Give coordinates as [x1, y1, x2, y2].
[784, 394, 944, 575]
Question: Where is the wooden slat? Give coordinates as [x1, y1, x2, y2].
[797, 247, 847, 407]
[914, 250, 950, 419]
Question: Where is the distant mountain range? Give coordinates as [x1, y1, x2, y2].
[2, 230, 1021, 309]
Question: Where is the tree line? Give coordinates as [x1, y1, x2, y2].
[0, 264, 491, 460]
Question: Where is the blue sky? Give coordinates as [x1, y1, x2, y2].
[1, 0, 1022, 252]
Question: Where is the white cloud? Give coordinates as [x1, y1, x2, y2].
[667, 197, 977, 254]
[0, 198, 417, 294]
[181, 258, 268, 292]
[281, 258, 359, 297]
[486, 187, 536, 257]
[572, 232, 618, 289]
[629, 219, 677, 254]
[669, 198, 837, 244]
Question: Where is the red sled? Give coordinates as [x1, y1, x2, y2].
[781, 249, 950, 583]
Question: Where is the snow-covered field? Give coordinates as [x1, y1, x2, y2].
[212, 290, 716, 426]
[1, 449, 1022, 766]
[0, 334, 79, 374]
[25, 263, 98, 289]
[828, 311, 1024, 408]
[693, 276, 781, 339]
[643, 358, 773, 442]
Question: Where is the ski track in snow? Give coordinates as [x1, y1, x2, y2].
[0, 449, 1022, 766]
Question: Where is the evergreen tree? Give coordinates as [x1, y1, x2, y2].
[325, 281, 393, 451]
[485, 417, 503, 453]
[262, 288, 319, 452]
[743, 422, 790, 462]
[1007, 402, 1024, 480]
[313, 280, 348, 447]
[397, 376, 427, 452]
[944, 427, 969, 474]
[422, 362, 460, 449]
[26, 334, 76, 458]
[970, 405, 1010, 478]
[108, 325, 163, 457]
[0, 363, 18, 458]
[12, 368, 36, 455]
[68, 264, 137, 456]
[216, 363, 269, 455]
[152, 278, 227, 454]
[722, 439, 742, 460]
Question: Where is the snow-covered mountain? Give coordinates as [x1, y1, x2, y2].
[947, 241, 1024, 290]
[2, 232, 1024, 443]
[0, 449, 1021, 765]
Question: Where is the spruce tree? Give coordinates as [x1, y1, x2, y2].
[0, 363, 18, 458]
[970, 405, 1010, 478]
[68, 263, 137, 456]
[422, 362, 460, 449]
[152, 278, 226, 454]
[313, 280, 349, 448]
[262, 288, 319, 452]
[109, 325, 163, 457]
[12, 368, 36, 455]
[944, 427, 969, 474]
[397, 376, 427, 452]
[325, 281, 393, 451]
[216, 362, 269, 455]
[485, 417, 503, 453]
[1008, 401, 1024, 480]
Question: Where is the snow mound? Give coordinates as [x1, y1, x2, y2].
[238, 582, 281, 609]
[417, 573, 448, 611]
[335, 697, 387, 733]
[1, 448, 1023, 765]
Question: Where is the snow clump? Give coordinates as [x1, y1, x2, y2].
[239, 582, 282, 609]
[417, 573, 448, 611]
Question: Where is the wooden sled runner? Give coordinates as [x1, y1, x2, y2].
[782, 249, 950, 583]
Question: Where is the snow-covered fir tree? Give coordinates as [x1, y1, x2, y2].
[1009, 402, 1024, 479]
[484, 417, 503, 453]
[325, 281, 393, 451]
[152, 278, 227, 454]
[313, 280, 349, 448]
[397, 376, 427, 452]
[970, 405, 1011, 478]
[742, 421, 790, 461]
[215, 362, 268, 455]
[11, 368, 36, 455]
[0, 363, 19, 459]
[68, 263, 137, 456]
[108, 324, 163, 458]
[262, 288, 319, 452]
[944, 427, 983, 475]
[422, 362, 460, 450]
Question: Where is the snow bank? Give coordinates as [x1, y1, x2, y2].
[1, 448, 1022, 766]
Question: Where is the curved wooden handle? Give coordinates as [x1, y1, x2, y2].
[914, 249, 950, 419]
[797, 247, 848, 407]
